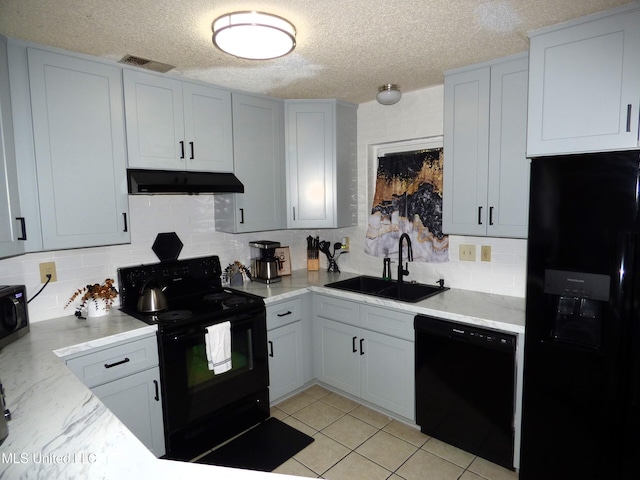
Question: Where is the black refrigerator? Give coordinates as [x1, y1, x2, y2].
[520, 150, 640, 479]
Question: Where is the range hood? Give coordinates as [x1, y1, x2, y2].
[127, 169, 244, 194]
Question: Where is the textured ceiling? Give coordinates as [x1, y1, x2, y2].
[0, 0, 633, 104]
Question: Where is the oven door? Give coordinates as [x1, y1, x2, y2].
[159, 307, 269, 435]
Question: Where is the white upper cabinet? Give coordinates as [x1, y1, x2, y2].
[123, 69, 233, 171]
[27, 48, 130, 250]
[214, 93, 286, 233]
[443, 53, 529, 238]
[0, 37, 24, 259]
[527, 4, 640, 156]
[285, 100, 357, 229]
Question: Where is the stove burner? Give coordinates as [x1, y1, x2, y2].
[222, 296, 249, 308]
[158, 310, 192, 322]
[203, 292, 231, 303]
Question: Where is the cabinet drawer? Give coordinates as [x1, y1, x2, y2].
[66, 335, 158, 388]
[267, 297, 303, 330]
[315, 294, 359, 327]
[360, 304, 414, 341]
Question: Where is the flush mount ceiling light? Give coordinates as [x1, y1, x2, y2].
[376, 84, 402, 105]
[212, 11, 296, 60]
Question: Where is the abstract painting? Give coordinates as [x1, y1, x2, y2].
[365, 148, 449, 262]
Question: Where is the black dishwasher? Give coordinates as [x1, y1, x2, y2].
[414, 315, 516, 470]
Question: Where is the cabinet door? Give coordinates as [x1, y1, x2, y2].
[315, 318, 360, 397]
[443, 67, 491, 236]
[286, 101, 335, 228]
[360, 330, 415, 420]
[123, 69, 184, 169]
[92, 368, 165, 457]
[182, 82, 233, 172]
[267, 322, 304, 401]
[527, 8, 640, 156]
[28, 49, 130, 250]
[0, 39, 24, 258]
[215, 93, 285, 233]
[487, 57, 530, 238]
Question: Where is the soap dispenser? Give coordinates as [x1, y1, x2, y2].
[382, 257, 391, 280]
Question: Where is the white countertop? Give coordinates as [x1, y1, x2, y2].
[236, 270, 525, 334]
[0, 269, 525, 478]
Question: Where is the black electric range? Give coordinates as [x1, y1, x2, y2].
[117, 254, 270, 460]
[117, 255, 265, 332]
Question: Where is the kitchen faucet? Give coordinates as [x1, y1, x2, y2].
[398, 233, 413, 285]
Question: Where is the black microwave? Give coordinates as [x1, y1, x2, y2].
[0, 286, 29, 349]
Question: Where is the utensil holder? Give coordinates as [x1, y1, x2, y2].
[327, 258, 340, 273]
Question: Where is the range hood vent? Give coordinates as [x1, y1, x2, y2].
[127, 169, 244, 194]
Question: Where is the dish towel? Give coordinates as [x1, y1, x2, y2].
[205, 321, 232, 374]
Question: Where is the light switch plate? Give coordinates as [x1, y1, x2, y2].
[459, 244, 476, 262]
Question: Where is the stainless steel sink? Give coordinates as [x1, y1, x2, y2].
[324, 275, 448, 303]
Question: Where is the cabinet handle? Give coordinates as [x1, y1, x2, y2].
[292, 207, 296, 221]
[180, 141, 185, 159]
[268, 340, 274, 357]
[489, 206, 494, 226]
[153, 380, 159, 401]
[478, 206, 483, 225]
[359, 338, 365, 356]
[104, 357, 130, 369]
[239, 208, 245, 224]
[352, 336, 357, 353]
[627, 104, 632, 133]
[122, 212, 128, 232]
[189, 142, 194, 160]
[15, 217, 27, 241]
[277, 311, 292, 317]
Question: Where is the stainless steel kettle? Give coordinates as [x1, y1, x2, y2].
[137, 279, 168, 313]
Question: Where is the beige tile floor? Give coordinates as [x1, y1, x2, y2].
[271, 385, 519, 480]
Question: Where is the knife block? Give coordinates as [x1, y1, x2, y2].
[307, 257, 319, 271]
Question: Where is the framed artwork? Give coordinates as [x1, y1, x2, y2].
[275, 246, 291, 276]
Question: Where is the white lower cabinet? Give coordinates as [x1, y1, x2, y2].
[360, 329, 414, 419]
[92, 368, 164, 457]
[64, 334, 165, 457]
[316, 318, 361, 397]
[314, 295, 415, 420]
[267, 322, 304, 401]
[266, 296, 312, 402]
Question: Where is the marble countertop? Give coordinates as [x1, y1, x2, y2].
[235, 270, 525, 334]
[0, 311, 295, 479]
[0, 269, 525, 478]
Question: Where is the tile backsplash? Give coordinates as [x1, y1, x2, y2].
[0, 85, 526, 323]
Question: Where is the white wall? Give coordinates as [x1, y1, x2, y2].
[0, 84, 526, 323]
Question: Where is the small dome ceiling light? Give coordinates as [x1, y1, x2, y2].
[212, 11, 296, 60]
[376, 84, 402, 105]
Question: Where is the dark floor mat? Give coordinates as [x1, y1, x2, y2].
[195, 418, 314, 472]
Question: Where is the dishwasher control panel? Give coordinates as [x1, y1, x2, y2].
[414, 315, 516, 351]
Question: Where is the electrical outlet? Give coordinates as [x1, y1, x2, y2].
[39, 261, 57, 283]
[481, 245, 492, 262]
[459, 244, 476, 262]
